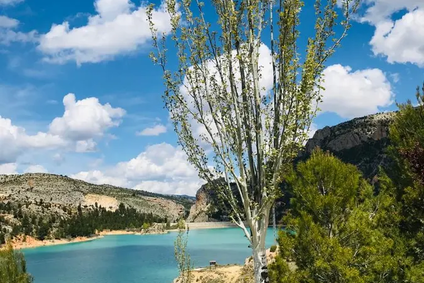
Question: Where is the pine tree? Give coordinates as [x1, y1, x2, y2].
[388, 85, 424, 266]
[270, 150, 405, 282]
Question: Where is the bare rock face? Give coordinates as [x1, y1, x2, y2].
[187, 184, 211, 223]
[303, 112, 396, 178]
[0, 173, 186, 221]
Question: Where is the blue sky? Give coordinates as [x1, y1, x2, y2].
[0, 0, 423, 195]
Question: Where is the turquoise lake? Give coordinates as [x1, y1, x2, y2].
[24, 228, 277, 283]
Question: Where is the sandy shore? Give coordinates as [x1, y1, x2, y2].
[183, 221, 238, 230]
[99, 230, 168, 236]
[173, 247, 279, 283]
[8, 222, 239, 250]
[11, 235, 103, 250]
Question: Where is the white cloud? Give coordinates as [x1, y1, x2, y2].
[38, 0, 172, 64]
[361, 0, 422, 25]
[319, 64, 393, 118]
[362, 1, 424, 67]
[0, 30, 37, 45]
[180, 43, 273, 147]
[370, 9, 424, 67]
[75, 139, 97, 153]
[71, 143, 204, 196]
[72, 170, 129, 188]
[0, 93, 125, 163]
[137, 124, 167, 136]
[24, 165, 48, 173]
[134, 180, 202, 196]
[0, 163, 17, 175]
[49, 93, 125, 141]
[0, 0, 23, 6]
[0, 14, 37, 45]
[0, 116, 65, 163]
[0, 16, 19, 28]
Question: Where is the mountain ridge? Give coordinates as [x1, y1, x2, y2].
[0, 173, 193, 221]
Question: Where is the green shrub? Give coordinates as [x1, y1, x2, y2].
[0, 243, 33, 283]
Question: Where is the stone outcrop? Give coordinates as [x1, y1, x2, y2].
[303, 111, 395, 178]
[187, 184, 211, 222]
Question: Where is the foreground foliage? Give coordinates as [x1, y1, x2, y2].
[270, 88, 424, 282]
[0, 243, 33, 283]
[174, 220, 193, 283]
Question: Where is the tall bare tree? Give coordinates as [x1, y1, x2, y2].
[147, 0, 359, 282]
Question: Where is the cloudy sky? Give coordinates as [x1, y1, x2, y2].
[0, 0, 423, 196]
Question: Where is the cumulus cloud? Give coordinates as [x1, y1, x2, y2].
[362, 1, 424, 66]
[133, 180, 202, 196]
[0, 16, 38, 45]
[0, 116, 65, 163]
[49, 93, 125, 141]
[71, 143, 204, 196]
[361, 0, 422, 24]
[0, 16, 19, 28]
[0, 29, 37, 45]
[137, 124, 167, 136]
[0, 93, 125, 164]
[38, 0, 172, 64]
[72, 170, 129, 188]
[0, 163, 17, 175]
[24, 165, 48, 173]
[319, 64, 393, 118]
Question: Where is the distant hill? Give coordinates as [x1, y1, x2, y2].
[187, 111, 397, 222]
[0, 173, 194, 222]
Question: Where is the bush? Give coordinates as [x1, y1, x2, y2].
[270, 245, 277, 253]
[0, 243, 33, 283]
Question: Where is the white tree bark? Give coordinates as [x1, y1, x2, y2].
[253, 245, 269, 283]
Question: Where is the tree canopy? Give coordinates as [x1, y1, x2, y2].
[147, 1, 359, 281]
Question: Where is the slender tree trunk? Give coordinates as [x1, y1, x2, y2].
[251, 215, 270, 283]
[252, 242, 269, 283]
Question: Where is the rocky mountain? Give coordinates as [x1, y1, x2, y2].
[0, 173, 193, 222]
[187, 111, 397, 222]
[303, 111, 395, 178]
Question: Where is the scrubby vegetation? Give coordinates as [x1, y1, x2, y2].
[0, 243, 32, 283]
[0, 202, 166, 243]
[270, 88, 424, 282]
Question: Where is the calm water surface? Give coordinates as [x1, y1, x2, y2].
[24, 228, 276, 283]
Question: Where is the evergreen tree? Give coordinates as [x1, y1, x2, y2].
[270, 150, 405, 282]
[388, 85, 424, 265]
[0, 243, 33, 283]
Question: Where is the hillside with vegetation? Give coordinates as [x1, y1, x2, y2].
[0, 173, 194, 244]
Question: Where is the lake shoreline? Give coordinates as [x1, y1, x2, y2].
[10, 222, 240, 250]
[11, 235, 104, 250]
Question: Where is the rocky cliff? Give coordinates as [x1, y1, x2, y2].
[303, 112, 395, 178]
[186, 184, 211, 222]
[187, 111, 397, 221]
[0, 173, 192, 221]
